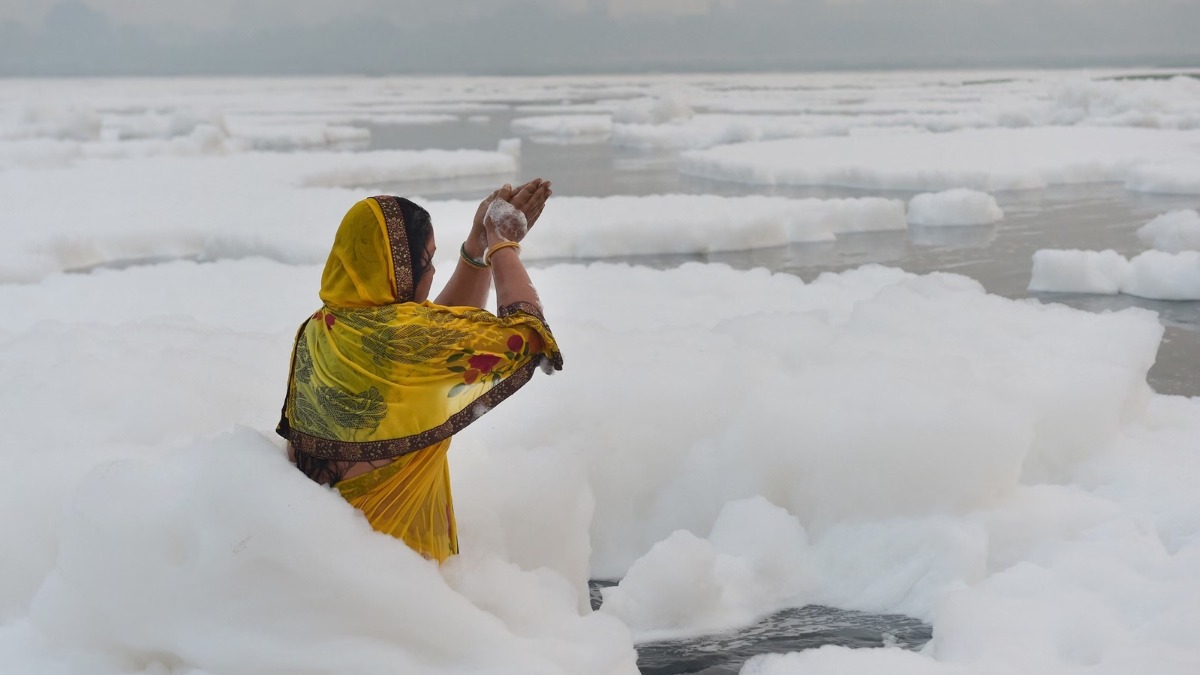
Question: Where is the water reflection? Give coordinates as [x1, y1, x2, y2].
[909, 223, 997, 249]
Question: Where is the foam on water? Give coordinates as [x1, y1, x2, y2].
[1031, 210, 1200, 301]
[2, 257, 1197, 673]
[3, 70, 1200, 674]
[907, 189, 1004, 227]
[679, 127, 1200, 192]
[1137, 210, 1200, 253]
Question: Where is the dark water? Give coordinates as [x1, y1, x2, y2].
[588, 581, 931, 675]
[370, 113, 1200, 396]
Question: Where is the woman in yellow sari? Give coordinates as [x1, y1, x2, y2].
[277, 181, 560, 562]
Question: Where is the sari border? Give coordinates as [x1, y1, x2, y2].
[284, 358, 541, 462]
[498, 300, 545, 322]
[372, 195, 414, 303]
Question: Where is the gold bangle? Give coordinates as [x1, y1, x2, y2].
[484, 240, 521, 266]
[460, 242, 488, 269]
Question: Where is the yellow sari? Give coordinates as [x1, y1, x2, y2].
[277, 196, 561, 562]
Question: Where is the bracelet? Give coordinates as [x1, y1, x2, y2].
[460, 242, 488, 269]
[484, 240, 521, 266]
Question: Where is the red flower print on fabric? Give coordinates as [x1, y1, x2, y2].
[507, 334, 524, 352]
[467, 354, 502, 374]
[324, 313, 336, 329]
[464, 369, 480, 384]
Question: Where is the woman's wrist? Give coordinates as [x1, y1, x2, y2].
[484, 240, 521, 266]
[464, 230, 487, 259]
[460, 242, 488, 269]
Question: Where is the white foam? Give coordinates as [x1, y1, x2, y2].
[497, 137, 522, 158]
[511, 115, 613, 143]
[599, 497, 812, 640]
[498, 195, 906, 259]
[485, 197, 529, 242]
[299, 149, 516, 189]
[0, 159, 902, 280]
[4, 258, 1194, 674]
[1125, 250, 1200, 301]
[1126, 161, 1200, 195]
[1029, 249, 1128, 295]
[612, 91, 694, 125]
[680, 127, 1200, 192]
[0, 150, 516, 282]
[1137, 210, 1200, 253]
[4, 254, 1199, 672]
[907, 189, 1004, 227]
[4, 69, 1200, 674]
[13, 103, 102, 141]
[1030, 248, 1200, 300]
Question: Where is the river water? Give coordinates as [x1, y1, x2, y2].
[370, 113, 1200, 397]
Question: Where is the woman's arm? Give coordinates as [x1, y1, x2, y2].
[483, 185, 547, 313]
[489, 243, 541, 312]
[433, 233, 492, 309]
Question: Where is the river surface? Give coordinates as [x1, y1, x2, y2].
[370, 113, 1200, 397]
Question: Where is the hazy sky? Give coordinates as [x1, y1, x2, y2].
[1, 0, 1197, 75]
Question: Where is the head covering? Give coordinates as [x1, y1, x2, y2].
[318, 195, 413, 307]
[277, 196, 561, 481]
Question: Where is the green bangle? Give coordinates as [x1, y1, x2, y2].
[460, 242, 488, 269]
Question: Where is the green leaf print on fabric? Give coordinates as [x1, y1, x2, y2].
[361, 325, 467, 367]
[294, 336, 315, 384]
[292, 389, 336, 438]
[334, 305, 399, 332]
[315, 385, 388, 431]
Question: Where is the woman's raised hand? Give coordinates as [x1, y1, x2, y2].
[509, 178, 551, 234]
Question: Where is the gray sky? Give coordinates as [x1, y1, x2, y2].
[1, 0, 1197, 75]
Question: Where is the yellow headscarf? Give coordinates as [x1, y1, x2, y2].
[277, 196, 561, 465]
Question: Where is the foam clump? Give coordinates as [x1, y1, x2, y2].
[1125, 161, 1200, 195]
[300, 149, 516, 189]
[1030, 248, 1200, 300]
[485, 197, 529, 241]
[612, 91, 694, 125]
[511, 116, 612, 143]
[1136, 209, 1200, 252]
[907, 189, 1004, 226]
[0, 431, 635, 674]
[599, 497, 812, 639]
[1124, 250, 1200, 300]
[15, 104, 103, 141]
[497, 137, 522, 157]
[1029, 249, 1128, 295]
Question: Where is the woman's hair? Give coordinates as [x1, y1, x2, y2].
[395, 197, 434, 291]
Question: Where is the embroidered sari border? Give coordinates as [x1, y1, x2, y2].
[372, 195, 414, 303]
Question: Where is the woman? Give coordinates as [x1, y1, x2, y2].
[277, 181, 561, 562]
